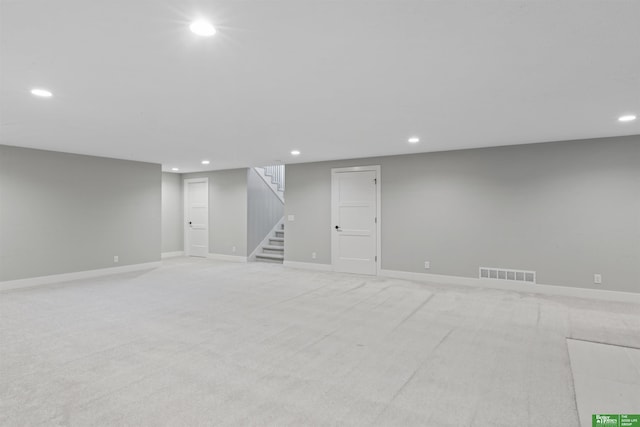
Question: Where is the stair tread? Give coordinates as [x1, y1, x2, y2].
[256, 253, 284, 260]
[262, 245, 284, 251]
[269, 237, 284, 241]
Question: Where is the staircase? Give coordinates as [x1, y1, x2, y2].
[252, 164, 285, 264]
[255, 223, 285, 263]
[255, 165, 285, 202]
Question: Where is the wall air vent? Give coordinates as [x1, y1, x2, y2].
[479, 267, 536, 283]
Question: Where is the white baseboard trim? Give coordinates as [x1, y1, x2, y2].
[283, 261, 332, 271]
[0, 261, 162, 292]
[378, 269, 640, 304]
[207, 253, 248, 263]
[161, 251, 184, 259]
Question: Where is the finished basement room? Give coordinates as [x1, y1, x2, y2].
[1, 1, 639, 426]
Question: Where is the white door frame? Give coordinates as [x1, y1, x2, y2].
[331, 165, 381, 274]
[183, 177, 209, 257]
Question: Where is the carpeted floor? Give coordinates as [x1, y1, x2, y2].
[1, 258, 639, 426]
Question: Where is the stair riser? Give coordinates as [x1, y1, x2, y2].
[263, 248, 284, 255]
[256, 257, 283, 264]
[259, 222, 285, 262]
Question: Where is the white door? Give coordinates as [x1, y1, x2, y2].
[331, 166, 380, 275]
[184, 178, 209, 257]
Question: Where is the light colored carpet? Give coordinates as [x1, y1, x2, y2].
[1, 258, 639, 426]
[567, 339, 640, 427]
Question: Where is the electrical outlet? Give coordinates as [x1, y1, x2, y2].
[312, 252, 317, 259]
[232, 246, 236, 253]
[113, 256, 119, 263]
[594, 274, 602, 284]
[424, 261, 430, 269]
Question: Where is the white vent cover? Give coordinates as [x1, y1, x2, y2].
[479, 267, 536, 283]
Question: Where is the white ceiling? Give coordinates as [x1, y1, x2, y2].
[1, 0, 639, 173]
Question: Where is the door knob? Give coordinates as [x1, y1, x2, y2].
[335, 225, 342, 231]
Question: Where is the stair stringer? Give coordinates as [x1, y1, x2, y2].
[249, 216, 285, 261]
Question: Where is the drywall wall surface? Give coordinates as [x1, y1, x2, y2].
[182, 169, 248, 257]
[0, 145, 161, 281]
[247, 168, 284, 255]
[161, 172, 183, 253]
[284, 135, 640, 292]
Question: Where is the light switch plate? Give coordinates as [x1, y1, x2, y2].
[288, 215, 295, 221]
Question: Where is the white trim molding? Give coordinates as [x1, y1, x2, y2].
[207, 253, 248, 263]
[161, 251, 184, 259]
[283, 261, 333, 271]
[0, 261, 161, 292]
[378, 269, 640, 304]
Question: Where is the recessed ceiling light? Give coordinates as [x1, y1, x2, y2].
[408, 137, 420, 144]
[30, 88, 53, 98]
[201, 160, 210, 165]
[171, 167, 179, 171]
[618, 114, 636, 122]
[190, 20, 216, 37]
[290, 150, 301, 156]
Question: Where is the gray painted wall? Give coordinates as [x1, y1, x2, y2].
[161, 172, 183, 253]
[285, 135, 640, 293]
[182, 169, 248, 257]
[0, 145, 161, 281]
[247, 168, 285, 255]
